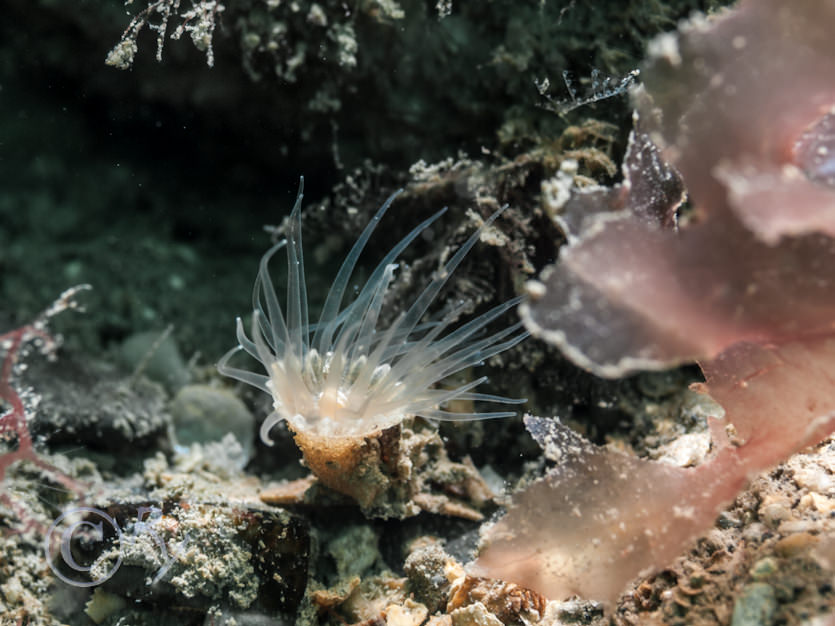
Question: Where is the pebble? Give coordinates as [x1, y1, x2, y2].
[119, 330, 191, 391]
[749, 557, 778, 580]
[774, 532, 819, 557]
[170, 384, 255, 462]
[731, 582, 777, 626]
[758, 495, 793, 528]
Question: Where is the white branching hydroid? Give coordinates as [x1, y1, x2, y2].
[219, 179, 527, 442]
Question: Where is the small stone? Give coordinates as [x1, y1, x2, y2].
[327, 525, 379, 579]
[385, 599, 429, 626]
[687, 572, 706, 589]
[85, 588, 126, 624]
[777, 520, 818, 534]
[450, 601, 503, 626]
[741, 522, 771, 545]
[553, 598, 605, 622]
[717, 512, 742, 529]
[731, 582, 777, 626]
[798, 492, 835, 514]
[655, 432, 711, 467]
[774, 532, 819, 557]
[170, 385, 255, 462]
[119, 330, 191, 391]
[404, 542, 454, 613]
[793, 465, 835, 493]
[749, 557, 778, 580]
[447, 576, 546, 624]
[758, 495, 793, 527]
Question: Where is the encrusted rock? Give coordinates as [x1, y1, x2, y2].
[48, 500, 310, 615]
[447, 576, 547, 626]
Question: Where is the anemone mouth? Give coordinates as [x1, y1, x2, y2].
[218, 177, 528, 443]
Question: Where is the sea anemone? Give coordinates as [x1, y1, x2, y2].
[218, 179, 527, 445]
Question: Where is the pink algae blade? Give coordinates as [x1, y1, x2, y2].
[494, 0, 835, 606]
[523, 215, 835, 377]
[522, 0, 835, 378]
[475, 337, 835, 604]
[698, 337, 835, 463]
[473, 416, 742, 603]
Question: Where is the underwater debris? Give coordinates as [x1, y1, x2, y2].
[535, 68, 640, 115]
[447, 575, 548, 626]
[106, 0, 225, 69]
[219, 179, 527, 514]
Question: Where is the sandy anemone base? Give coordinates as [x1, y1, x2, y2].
[289, 421, 404, 512]
[286, 419, 494, 519]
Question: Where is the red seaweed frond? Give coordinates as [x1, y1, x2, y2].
[1, 285, 91, 532]
[479, 0, 835, 605]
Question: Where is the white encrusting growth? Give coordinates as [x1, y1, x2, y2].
[219, 178, 528, 441]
